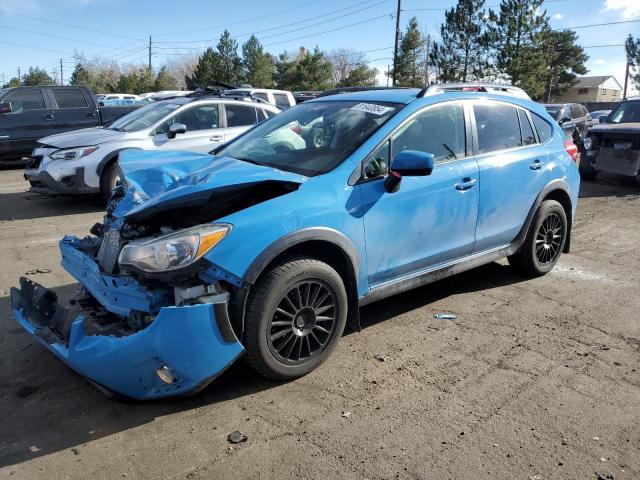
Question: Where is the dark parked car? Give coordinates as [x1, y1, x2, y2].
[543, 103, 593, 144]
[0, 85, 141, 163]
[580, 97, 640, 181]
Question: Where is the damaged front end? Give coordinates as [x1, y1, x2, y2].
[10, 150, 305, 399]
[584, 125, 640, 178]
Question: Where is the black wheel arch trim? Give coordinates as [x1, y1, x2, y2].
[96, 147, 141, 177]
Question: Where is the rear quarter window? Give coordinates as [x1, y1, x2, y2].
[531, 113, 553, 143]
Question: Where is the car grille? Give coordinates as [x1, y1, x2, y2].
[26, 155, 43, 170]
[96, 228, 124, 274]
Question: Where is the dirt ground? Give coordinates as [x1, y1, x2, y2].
[0, 165, 638, 480]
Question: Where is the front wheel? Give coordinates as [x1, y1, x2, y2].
[99, 162, 120, 203]
[244, 257, 348, 380]
[508, 199, 567, 277]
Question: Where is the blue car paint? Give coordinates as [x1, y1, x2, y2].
[11, 88, 580, 399]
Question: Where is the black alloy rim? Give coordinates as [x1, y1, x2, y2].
[536, 212, 563, 264]
[267, 280, 337, 364]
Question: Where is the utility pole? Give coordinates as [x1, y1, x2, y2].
[386, 65, 390, 87]
[148, 35, 152, 72]
[17, 67, 21, 82]
[60, 58, 64, 85]
[392, 0, 401, 86]
[623, 61, 629, 100]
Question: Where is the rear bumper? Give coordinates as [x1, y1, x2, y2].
[24, 168, 99, 196]
[10, 240, 244, 400]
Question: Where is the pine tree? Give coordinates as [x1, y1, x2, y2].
[242, 35, 275, 88]
[69, 64, 93, 87]
[625, 35, 640, 92]
[274, 52, 298, 90]
[21, 67, 56, 86]
[2, 77, 21, 88]
[293, 47, 333, 90]
[187, 47, 217, 88]
[212, 30, 243, 84]
[392, 17, 425, 87]
[430, 0, 491, 82]
[340, 64, 378, 87]
[491, 0, 549, 85]
[154, 66, 178, 90]
[541, 29, 588, 101]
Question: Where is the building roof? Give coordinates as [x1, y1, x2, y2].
[573, 75, 622, 90]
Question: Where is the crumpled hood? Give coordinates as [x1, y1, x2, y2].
[590, 122, 640, 135]
[38, 127, 125, 148]
[112, 149, 307, 221]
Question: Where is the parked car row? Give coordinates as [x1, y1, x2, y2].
[10, 83, 582, 400]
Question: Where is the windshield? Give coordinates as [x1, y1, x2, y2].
[608, 101, 640, 124]
[545, 107, 561, 120]
[217, 100, 402, 176]
[107, 101, 183, 132]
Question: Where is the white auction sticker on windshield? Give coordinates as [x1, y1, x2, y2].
[350, 103, 393, 115]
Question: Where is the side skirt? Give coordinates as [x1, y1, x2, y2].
[358, 243, 517, 307]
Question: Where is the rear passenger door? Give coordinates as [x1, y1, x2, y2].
[471, 101, 550, 252]
[48, 87, 99, 133]
[221, 104, 260, 143]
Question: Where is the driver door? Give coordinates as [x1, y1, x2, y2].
[153, 103, 223, 153]
[358, 102, 480, 287]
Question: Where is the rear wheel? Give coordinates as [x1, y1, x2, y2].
[99, 161, 120, 202]
[244, 256, 348, 380]
[508, 200, 567, 277]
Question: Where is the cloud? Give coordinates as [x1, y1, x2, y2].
[594, 59, 606, 64]
[552, 13, 564, 20]
[0, 0, 40, 14]
[604, 0, 640, 19]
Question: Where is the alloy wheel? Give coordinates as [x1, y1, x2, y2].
[535, 212, 563, 264]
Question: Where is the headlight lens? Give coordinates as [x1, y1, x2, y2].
[50, 146, 98, 160]
[118, 224, 230, 272]
[583, 137, 592, 150]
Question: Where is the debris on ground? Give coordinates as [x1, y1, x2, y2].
[374, 354, 388, 362]
[16, 385, 39, 398]
[434, 313, 457, 320]
[227, 431, 247, 444]
[341, 411, 351, 418]
[530, 474, 542, 480]
[25, 268, 52, 275]
[595, 474, 615, 480]
[599, 457, 607, 462]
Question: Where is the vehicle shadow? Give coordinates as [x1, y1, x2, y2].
[579, 174, 640, 199]
[0, 262, 527, 467]
[0, 191, 104, 221]
[0, 160, 28, 171]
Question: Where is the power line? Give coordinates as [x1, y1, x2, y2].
[403, 0, 570, 12]
[0, 25, 139, 51]
[568, 19, 640, 30]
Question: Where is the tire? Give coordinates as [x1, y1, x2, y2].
[244, 256, 348, 380]
[99, 161, 120, 203]
[578, 155, 597, 181]
[508, 199, 567, 277]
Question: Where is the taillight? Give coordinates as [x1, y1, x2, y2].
[290, 125, 302, 134]
[564, 140, 578, 162]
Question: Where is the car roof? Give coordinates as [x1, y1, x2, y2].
[309, 88, 422, 104]
[152, 96, 279, 110]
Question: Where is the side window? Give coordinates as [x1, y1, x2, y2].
[391, 103, 466, 163]
[582, 106, 590, 117]
[363, 140, 390, 179]
[156, 105, 220, 134]
[474, 103, 522, 153]
[262, 108, 277, 118]
[531, 113, 553, 143]
[570, 105, 582, 119]
[4, 89, 46, 113]
[273, 93, 291, 108]
[225, 104, 258, 127]
[253, 92, 269, 102]
[518, 109, 537, 146]
[52, 88, 88, 108]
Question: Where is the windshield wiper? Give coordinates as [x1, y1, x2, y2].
[233, 156, 268, 167]
[108, 126, 126, 132]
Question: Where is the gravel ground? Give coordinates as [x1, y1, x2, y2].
[0, 166, 638, 480]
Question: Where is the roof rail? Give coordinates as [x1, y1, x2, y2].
[420, 83, 531, 100]
[318, 86, 411, 97]
[221, 90, 271, 104]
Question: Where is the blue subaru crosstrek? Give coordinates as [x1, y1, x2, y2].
[11, 84, 580, 399]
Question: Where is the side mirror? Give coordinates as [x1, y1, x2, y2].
[384, 150, 435, 193]
[0, 102, 12, 114]
[559, 116, 571, 125]
[167, 122, 187, 139]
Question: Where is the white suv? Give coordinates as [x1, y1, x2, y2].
[225, 88, 296, 109]
[24, 96, 280, 200]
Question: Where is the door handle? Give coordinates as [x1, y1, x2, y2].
[529, 159, 543, 170]
[209, 135, 223, 142]
[86, 112, 96, 117]
[43, 114, 54, 121]
[455, 177, 477, 191]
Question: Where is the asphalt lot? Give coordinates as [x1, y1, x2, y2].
[0, 165, 639, 480]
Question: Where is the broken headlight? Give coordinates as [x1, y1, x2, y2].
[50, 146, 98, 160]
[118, 224, 230, 272]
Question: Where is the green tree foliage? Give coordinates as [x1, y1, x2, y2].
[21, 67, 56, 86]
[242, 35, 275, 88]
[541, 29, 588, 101]
[2, 77, 21, 88]
[154, 66, 178, 90]
[328, 49, 378, 87]
[625, 34, 640, 91]
[340, 64, 378, 87]
[69, 64, 93, 87]
[430, 0, 491, 82]
[117, 68, 155, 94]
[391, 17, 426, 87]
[187, 47, 217, 88]
[293, 47, 333, 90]
[274, 52, 298, 90]
[187, 31, 243, 87]
[490, 0, 549, 86]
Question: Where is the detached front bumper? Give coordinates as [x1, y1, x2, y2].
[10, 240, 244, 400]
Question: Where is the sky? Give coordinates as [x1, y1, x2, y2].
[0, 0, 639, 93]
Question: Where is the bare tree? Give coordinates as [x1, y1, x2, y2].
[327, 49, 366, 85]
[164, 54, 200, 90]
